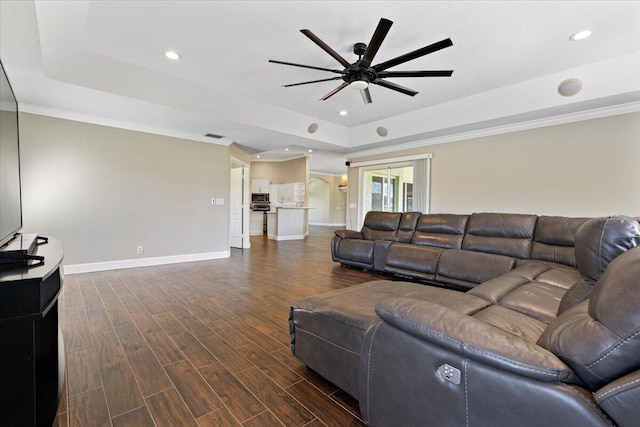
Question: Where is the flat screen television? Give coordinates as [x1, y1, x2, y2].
[0, 59, 22, 249]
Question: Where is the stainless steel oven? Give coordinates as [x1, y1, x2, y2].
[250, 202, 270, 211]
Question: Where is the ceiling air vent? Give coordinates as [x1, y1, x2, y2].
[205, 133, 225, 139]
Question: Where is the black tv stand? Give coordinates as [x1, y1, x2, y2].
[0, 233, 48, 267]
[0, 237, 64, 427]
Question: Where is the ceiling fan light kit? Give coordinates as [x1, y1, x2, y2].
[269, 18, 454, 104]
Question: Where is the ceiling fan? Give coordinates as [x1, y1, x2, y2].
[269, 18, 454, 105]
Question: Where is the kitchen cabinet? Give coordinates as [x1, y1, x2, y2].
[251, 179, 270, 194]
[267, 207, 310, 240]
[250, 212, 265, 235]
[270, 182, 305, 204]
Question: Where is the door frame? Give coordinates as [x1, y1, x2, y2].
[230, 157, 251, 249]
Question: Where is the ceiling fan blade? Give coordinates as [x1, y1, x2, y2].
[283, 77, 343, 87]
[376, 70, 454, 78]
[301, 29, 351, 68]
[269, 59, 344, 74]
[360, 87, 372, 105]
[373, 38, 453, 72]
[359, 18, 393, 69]
[320, 82, 349, 100]
[371, 79, 418, 97]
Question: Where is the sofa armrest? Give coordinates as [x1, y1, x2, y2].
[374, 297, 578, 383]
[334, 229, 363, 239]
[595, 370, 640, 427]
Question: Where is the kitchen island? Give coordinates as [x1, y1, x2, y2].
[266, 207, 311, 240]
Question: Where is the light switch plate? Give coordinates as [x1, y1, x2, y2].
[216, 198, 225, 205]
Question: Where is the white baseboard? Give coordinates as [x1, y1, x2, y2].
[308, 222, 346, 227]
[63, 250, 230, 275]
[267, 231, 310, 241]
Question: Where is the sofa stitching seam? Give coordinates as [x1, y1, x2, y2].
[376, 307, 566, 378]
[565, 384, 615, 426]
[365, 322, 382, 421]
[598, 218, 610, 277]
[586, 328, 640, 368]
[464, 358, 469, 427]
[596, 378, 640, 400]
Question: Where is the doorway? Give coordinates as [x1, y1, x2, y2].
[230, 159, 250, 249]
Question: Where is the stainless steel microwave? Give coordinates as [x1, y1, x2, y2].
[251, 193, 269, 202]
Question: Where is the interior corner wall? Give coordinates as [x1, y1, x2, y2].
[229, 144, 252, 165]
[250, 157, 307, 184]
[348, 112, 640, 223]
[18, 113, 230, 266]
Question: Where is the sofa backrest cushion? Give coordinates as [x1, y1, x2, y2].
[396, 212, 421, 243]
[531, 216, 589, 267]
[575, 215, 640, 282]
[361, 211, 402, 241]
[411, 214, 469, 249]
[538, 246, 640, 391]
[435, 249, 516, 289]
[462, 213, 537, 259]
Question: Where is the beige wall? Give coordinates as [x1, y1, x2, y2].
[348, 112, 640, 226]
[308, 173, 347, 226]
[251, 157, 308, 184]
[19, 113, 230, 265]
[229, 143, 252, 165]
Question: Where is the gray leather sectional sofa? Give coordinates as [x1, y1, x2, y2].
[290, 212, 640, 426]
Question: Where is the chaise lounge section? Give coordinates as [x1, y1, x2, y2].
[291, 212, 640, 426]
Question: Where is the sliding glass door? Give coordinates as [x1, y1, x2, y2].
[362, 164, 413, 218]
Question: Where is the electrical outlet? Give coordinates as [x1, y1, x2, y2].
[137, 246, 144, 254]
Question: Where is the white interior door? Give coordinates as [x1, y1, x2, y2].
[229, 167, 243, 248]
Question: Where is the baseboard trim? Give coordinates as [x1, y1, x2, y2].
[63, 251, 230, 275]
[267, 231, 310, 241]
[309, 222, 346, 227]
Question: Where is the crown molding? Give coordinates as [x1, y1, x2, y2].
[345, 101, 640, 160]
[18, 103, 232, 146]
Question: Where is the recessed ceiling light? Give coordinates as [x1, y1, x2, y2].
[165, 50, 182, 60]
[339, 110, 348, 116]
[285, 148, 289, 151]
[308, 149, 313, 153]
[256, 155, 261, 158]
[570, 30, 592, 41]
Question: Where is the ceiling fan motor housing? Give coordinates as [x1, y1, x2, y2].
[354, 42, 367, 56]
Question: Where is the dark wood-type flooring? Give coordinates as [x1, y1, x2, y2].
[54, 226, 382, 427]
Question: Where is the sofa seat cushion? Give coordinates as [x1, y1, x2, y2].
[435, 249, 516, 289]
[292, 280, 490, 353]
[469, 262, 581, 324]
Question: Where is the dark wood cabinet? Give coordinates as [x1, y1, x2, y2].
[0, 238, 64, 427]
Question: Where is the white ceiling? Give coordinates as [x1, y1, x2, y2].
[1, 1, 639, 175]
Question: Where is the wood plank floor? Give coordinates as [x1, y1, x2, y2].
[54, 226, 382, 427]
